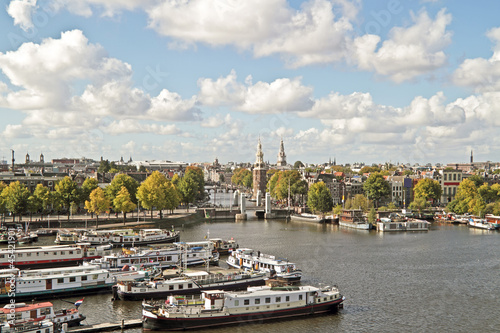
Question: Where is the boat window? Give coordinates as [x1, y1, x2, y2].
[169, 285, 174, 290]
[265, 297, 271, 304]
[70, 277, 76, 282]
[234, 300, 239, 306]
[244, 299, 249, 305]
[167, 256, 172, 261]
[299, 295, 303, 300]
[57, 278, 63, 283]
[188, 283, 192, 288]
[286, 296, 289, 301]
[254, 298, 260, 305]
[276, 297, 281, 302]
[93, 274, 98, 280]
[178, 284, 183, 290]
[69, 251, 73, 254]
[27, 253, 31, 257]
[121, 259, 130, 264]
[18, 253, 22, 257]
[82, 276, 87, 281]
[0, 255, 3, 259]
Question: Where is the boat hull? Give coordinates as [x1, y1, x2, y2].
[0, 284, 113, 302]
[143, 298, 343, 331]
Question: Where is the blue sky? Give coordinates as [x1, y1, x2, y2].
[1, 0, 499, 166]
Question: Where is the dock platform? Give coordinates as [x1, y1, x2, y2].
[67, 319, 142, 332]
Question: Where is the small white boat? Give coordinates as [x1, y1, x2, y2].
[290, 213, 326, 223]
[0, 301, 85, 327]
[468, 218, 496, 230]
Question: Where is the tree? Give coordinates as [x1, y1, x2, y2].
[363, 172, 391, 207]
[367, 207, 377, 224]
[359, 166, 381, 175]
[81, 178, 99, 204]
[409, 197, 429, 214]
[307, 182, 333, 214]
[267, 170, 307, 206]
[138, 165, 147, 172]
[85, 188, 111, 228]
[113, 186, 137, 224]
[106, 174, 139, 219]
[231, 168, 252, 187]
[137, 171, 169, 218]
[97, 160, 110, 173]
[349, 194, 372, 211]
[478, 183, 500, 203]
[0, 182, 7, 218]
[293, 161, 304, 169]
[164, 181, 180, 214]
[413, 178, 442, 204]
[468, 174, 485, 188]
[184, 166, 205, 201]
[178, 175, 197, 211]
[1, 181, 30, 222]
[449, 179, 484, 215]
[55, 176, 80, 221]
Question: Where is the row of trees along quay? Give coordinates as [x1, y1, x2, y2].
[0, 166, 205, 227]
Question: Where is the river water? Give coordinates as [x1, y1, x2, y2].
[24, 217, 496, 333]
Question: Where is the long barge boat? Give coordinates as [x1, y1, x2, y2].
[142, 285, 344, 331]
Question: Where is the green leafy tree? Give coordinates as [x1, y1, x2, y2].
[184, 166, 205, 201]
[367, 207, 377, 224]
[97, 160, 110, 173]
[1, 181, 30, 222]
[333, 204, 343, 215]
[387, 202, 397, 210]
[33, 184, 51, 217]
[178, 175, 197, 211]
[293, 161, 304, 169]
[307, 182, 333, 214]
[106, 174, 139, 219]
[113, 186, 137, 224]
[468, 174, 485, 188]
[0, 182, 7, 217]
[478, 183, 500, 203]
[55, 176, 81, 221]
[136, 171, 170, 218]
[359, 166, 381, 175]
[138, 165, 147, 172]
[350, 194, 372, 211]
[449, 179, 485, 215]
[85, 187, 111, 228]
[403, 170, 414, 176]
[363, 172, 391, 207]
[413, 178, 442, 204]
[81, 178, 99, 204]
[409, 197, 429, 214]
[231, 168, 252, 187]
[164, 181, 180, 214]
[267, 170, 307, 206]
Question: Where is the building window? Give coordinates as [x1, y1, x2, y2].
[453, 174, 456, 181]
[444, 174, 447, 181]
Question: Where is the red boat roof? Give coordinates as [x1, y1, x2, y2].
[1, 302, 53, 314]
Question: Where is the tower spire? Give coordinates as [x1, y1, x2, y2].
[277, 137, 287, 167]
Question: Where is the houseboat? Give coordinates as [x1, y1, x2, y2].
[226, 248, 301, 283]
[0, 243, 112, 269]
[114, 270, 267, 301]
[91, 241, 218, 270]
[290, 213, 327, 223]
[377, 215, 430, 232]
[142, 284, 344, 331]
[339, 209, 371, 230]
[0, 301, 85, 327]
[0, 265, 114, 301]
[79, 228, 180, 247]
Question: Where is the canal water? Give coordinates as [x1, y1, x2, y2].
[16, 218, 500, 332]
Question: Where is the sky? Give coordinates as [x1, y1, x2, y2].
[0, 0, 499, 166]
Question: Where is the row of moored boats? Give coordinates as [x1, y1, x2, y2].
[0, 227, 344, 332]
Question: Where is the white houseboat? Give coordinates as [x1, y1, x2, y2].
[226, 248, 301, 283]
[92, 241, 218, 270]
[339, 209, 371, 230]
[0, 302, 85, 327]
[54, 231, 80, 244]
[114, 270, 267, 301]
[468, 218, 497, 230]
[79, 228, 180, 247]
[142, 285, 344, 331]
[0, 265, 114, 301]
[377, 217, 430, 232]
[0, 243, 112, 269]
[290, 213, 327, 223]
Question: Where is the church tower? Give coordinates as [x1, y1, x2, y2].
[277, 137, 287, 167]
[25, 152, 30, 164]
[40, 152, 44, 163]
[470, 150, 473, 163]
[252, 137, 267, 200]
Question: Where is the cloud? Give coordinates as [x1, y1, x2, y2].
[351, 9, 452, 82]
[197, 70, 314, 114]
[452, 27, 500, 92]
[0, 30, 199, 140]
[7, 0, 37, 31]
[104, 119, 181, 135]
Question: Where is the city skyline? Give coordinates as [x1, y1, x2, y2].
[1, 1, 500, 165]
